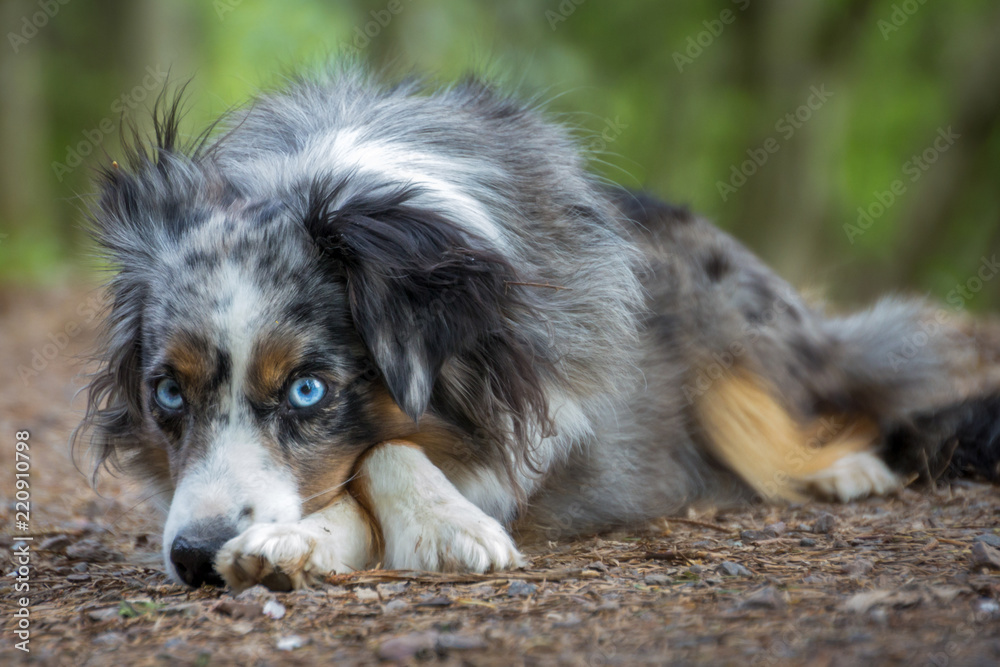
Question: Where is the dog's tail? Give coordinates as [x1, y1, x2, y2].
[691, 297, 1000, 501]
[882, 394, 1000, 483]
[817, 299, 1000, 483]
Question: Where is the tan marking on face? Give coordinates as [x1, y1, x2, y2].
[165, 333, 213, 390]
[369, 390, 467, 463]
[246, 335, 304, 405]
[298, 458, 355, 516]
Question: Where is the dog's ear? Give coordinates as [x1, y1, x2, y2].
[73, 278, 148, 480]
[74, 154, 162, 480]
[304, 181, 529, 422]
[74, 85, 215, 480]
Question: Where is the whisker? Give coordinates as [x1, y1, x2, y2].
[103, 488, 173, 534]
[301, 470, 361, 504]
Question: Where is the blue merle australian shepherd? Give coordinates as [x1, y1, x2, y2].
[76, 65, 1000, 591]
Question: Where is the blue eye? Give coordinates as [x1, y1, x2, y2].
[154, 378, 184, 411]
[288, 377, 326, 408]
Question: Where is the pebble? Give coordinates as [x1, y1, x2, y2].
[437, 634, 488, 650]
[93, 632, 126, 647]
[644, 573, 671, 586]
[86, 607, 120, 622]
[799, 538, 817, 547]
[65, 539, 123, 563]
[507, 580, 537, 597]
[354, 587, 379, 602]
[377, 632, 438, 662]
[383, 599, 409, 613]
[740, 586, 785, 609]
[717, 561, 752, 578]
[975, 598, 1000, 617]
[276, 635, 306, 651]
[842, 558, 875, 577]
[377, 582, 410, 596]
[212, 599, 263, 619]
[970, 542, 1000, 570]
[740, 530, 774, 543]
[40, 535, 72, 552]
[973, 533, 1000, 548]
[262, 599, 286, 620]
[765, 522, 787, 536]
[812, 514, 837, 534]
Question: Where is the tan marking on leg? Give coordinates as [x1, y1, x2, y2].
[693, 368, 883, 502]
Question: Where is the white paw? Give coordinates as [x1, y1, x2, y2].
[383, 498, 526, 573]
[802, 451, 903, 502]
[215, 521, 363, 592]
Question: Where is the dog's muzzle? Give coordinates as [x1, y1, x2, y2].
[169, 518, 238, 587]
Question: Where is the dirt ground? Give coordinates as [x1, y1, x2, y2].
[2, 284, 999, 666]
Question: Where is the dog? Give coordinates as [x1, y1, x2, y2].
[76, 65, 1000, 591]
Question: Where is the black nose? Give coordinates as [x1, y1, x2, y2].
[169, 520, 237, 588]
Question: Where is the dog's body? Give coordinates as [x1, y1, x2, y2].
[78, 66, 1000, 590]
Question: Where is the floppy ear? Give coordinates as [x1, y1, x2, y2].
[304, 181, 528, 422]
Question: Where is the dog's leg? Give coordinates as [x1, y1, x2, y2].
[353, 441, 526, 572]
[215, 492, 376, 592]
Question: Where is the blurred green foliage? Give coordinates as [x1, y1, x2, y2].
[1, 0, 998, 309]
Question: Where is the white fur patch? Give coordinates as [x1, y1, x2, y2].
[306, 129, 504, 246]
[802, 451, 903, 502]
[452, 387, 593, 523]
[363, 443, 525, 572]
[160, 421, 302, 583]
[215, 493, 374, 592]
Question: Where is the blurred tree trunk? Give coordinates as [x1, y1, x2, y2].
[0, 0, 56, 265]
[888, 7, 1000, 297]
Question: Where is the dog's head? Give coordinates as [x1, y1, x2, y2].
[76, 80, 558, 586]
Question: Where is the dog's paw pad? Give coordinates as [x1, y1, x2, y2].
[802, 451, 903, 502]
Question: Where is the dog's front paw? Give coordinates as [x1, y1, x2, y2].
[384, 499, 526, 573]
[215, 495, 374, 592]
[214, 522, 348, 592]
